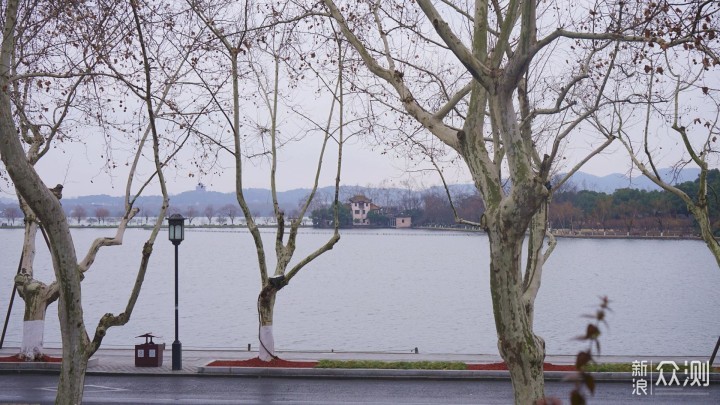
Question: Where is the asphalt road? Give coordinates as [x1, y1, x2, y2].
[0, 373, 717, 404]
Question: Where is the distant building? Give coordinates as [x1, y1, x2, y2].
[349, 195, 379, 226]
[394, 216, 412, 228]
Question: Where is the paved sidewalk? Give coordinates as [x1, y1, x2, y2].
[1, 345, 713, 379]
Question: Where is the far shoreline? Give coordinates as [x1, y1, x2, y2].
[0, 223, 709, 241]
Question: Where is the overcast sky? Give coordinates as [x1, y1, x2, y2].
[3, 129, 643, 199]
[1, 69, 712, 200]
[2, 2, 717, 200]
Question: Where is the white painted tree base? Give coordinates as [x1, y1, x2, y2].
[20, 320, 44, 359]
[259, 325, 275, 361]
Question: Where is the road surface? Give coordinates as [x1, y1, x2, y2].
[0, 373, 717, 404]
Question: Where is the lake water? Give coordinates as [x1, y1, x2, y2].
[0, 227, 718, 357]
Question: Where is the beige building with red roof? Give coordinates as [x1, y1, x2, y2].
[349, 195, 379, 225]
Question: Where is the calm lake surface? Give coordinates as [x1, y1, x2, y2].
[0, 227, 718, 356]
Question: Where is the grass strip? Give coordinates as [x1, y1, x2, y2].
[584, 363, 634, 372]
[316, 360, 467, 370]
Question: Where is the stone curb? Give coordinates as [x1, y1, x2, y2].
[3, 361, 719, 384]
[195, 366, 720, 382]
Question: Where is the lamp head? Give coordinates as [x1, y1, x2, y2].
[168, 213, 185, 245]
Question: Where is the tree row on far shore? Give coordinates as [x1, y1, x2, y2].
[549, 170, 720, 236]
[4, 170, 718, 236]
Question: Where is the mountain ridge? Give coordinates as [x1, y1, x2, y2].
[0, 168, 704, 214]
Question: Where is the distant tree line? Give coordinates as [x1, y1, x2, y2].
[308, 171, 720, 234]
[0, 200, 289, 227]
[310, 190, 486, 228]
[310, 203, 353, 228]
[549, 170, 720, 235]
[4, 171, 718, 235]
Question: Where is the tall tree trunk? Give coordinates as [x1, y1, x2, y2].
[258, 286, 278, 361]
[56, 330, 89, 405]
[52, 237, 89, 405]
[479, 89, 548, 404]
[487, 222, 545, 403]
[1, 2, 88, 398]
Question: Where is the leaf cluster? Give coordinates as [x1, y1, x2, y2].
[568, 296, 611, 405]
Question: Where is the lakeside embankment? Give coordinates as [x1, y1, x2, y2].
[416, 225, 706, 240]
[0, 223, 709, 241]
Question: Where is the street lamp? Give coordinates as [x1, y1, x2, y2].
[168, 213, 185, 370]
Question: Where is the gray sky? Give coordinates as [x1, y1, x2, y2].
[28, 135, 411, 197]
[3, 69, 712, 199]
[3, 1, 717, 200]
[14, 130, 641, 199]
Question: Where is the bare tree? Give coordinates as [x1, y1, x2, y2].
[219, 203, 239, 225]
[187, 0, 348, 361]
[2, 206, 19, 225]
[143, 207, 151, 224]
[397, 180, 422, 212]
[94, 207, 110, 224]
[185, 206, 198, 225]
[593, 196, 613, 233]
[321, 1, 712, 402]
[421, 191, 454, 225]
[455, 192, 485, 224]
[203, 205, 215, 224]
[606, 5, 720, 263]
[0, 0, 194, 401]
[70, 205, 87, 225]
[298, 190, 331, 214]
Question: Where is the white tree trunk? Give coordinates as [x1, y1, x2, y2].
[16, 271, 57, 360]
[19, 279, 50, 360]
[21, 320, 44, 359]
[258, 287, 278, 361]
[259, 325, 275, 361]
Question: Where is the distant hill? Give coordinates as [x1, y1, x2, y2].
[562, 167, 701, 193]
[0, 168, 705, 213]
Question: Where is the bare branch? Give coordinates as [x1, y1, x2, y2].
[322, 0, 460, 149]
[415, 0, 493, 87]
[76, 207, 139, 273]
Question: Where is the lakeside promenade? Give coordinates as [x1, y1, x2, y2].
[0, 346, 715, 380]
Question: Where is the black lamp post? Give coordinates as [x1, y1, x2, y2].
[168, 213, 185, 370]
